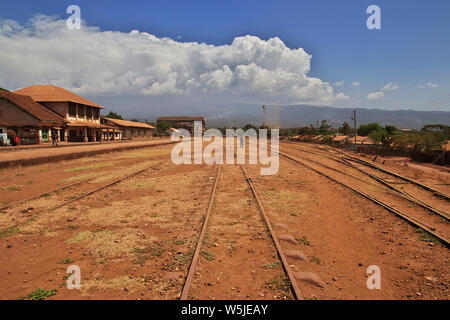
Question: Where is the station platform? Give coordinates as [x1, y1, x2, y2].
[0, 138, 174, 169]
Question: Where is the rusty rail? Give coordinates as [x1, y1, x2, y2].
[240, 164, 304, 300]
[0, 162, 162, 234]
[267, 145, 450, 247]
[180, 165, 221, 300]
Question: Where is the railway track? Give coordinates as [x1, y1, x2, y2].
[318, 144, 450, 201]
[0, 161, 163, 234]
[266, 143, 450, 247]
[278, 144, 450, 221]
[180, 164, 304, 300]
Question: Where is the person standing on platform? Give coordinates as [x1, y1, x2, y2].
[51, 129, 58, 147]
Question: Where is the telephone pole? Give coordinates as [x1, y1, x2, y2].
[262, 105, 266, 127]
[351, 110, 357, 153]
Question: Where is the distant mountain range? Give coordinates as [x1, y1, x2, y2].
[204, 105, 450, 130]
[109, 96, 450, 130]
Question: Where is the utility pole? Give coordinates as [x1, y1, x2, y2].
[262, 105, 266, 127]
[351, 110, 357, 153]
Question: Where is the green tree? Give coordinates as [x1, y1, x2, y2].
[318, 120, 332, 135]
[338, 122, 352, 135]
[358, 123, 382, 136]
[243, 123, 258, 132]
[106, 111, 123, 119]
[156, 121, 173, 136]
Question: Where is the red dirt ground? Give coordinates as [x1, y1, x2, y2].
[0, 140, 448, 300]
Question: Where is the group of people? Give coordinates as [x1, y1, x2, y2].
[1, 131, 19, 146]
[0, 129, 59, 147]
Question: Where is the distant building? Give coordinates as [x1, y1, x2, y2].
[14, 85, 110, 142]
[157, 116, 206, 135]
[101, 118, 155, 140]
[0, 90, 65, 144]
[354, 136, 376, 145]
[332, 135, 350, 145]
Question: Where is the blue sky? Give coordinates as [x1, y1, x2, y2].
[1, 0, 449, 113]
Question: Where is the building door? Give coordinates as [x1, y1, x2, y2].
[41, 127, 49, 142]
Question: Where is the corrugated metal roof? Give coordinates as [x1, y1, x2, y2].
[14, 85, 104, 109]
[0, 90, 65, 124]
[105, 118, 155, 129]
[332, 135, 349, 142]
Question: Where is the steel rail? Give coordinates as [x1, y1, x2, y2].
[317, 144, 450, 201]
[265, 145, 450, 247]
[240, 164, 304, 300]
[180, 165, 221, 300]
[0, 161, 162, 234]
[278, 146, 449, 220]
[340, 158, 449, 220]
[281, 142, 450, 203]
[0, 174, 107, 212]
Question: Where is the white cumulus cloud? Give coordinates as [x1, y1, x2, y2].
[352, 81, 360, 87]
[367, 82, 398, 100]
[336, 92, 349, 100]
[334, 80, 344, 86]
[367, 91, 385, 100]
[382, 82, 399, 91]
[418, 82, 439, 88]
[0, 15, 338, 105]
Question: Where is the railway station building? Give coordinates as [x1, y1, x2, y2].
[101, 118, 155, 140]
[14, 85, 112, 143]
[0, 89, 65, 144]
[156, 116, 206, 136]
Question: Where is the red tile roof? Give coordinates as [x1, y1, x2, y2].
[0, 90, 65, 124]
[0, 119, 12, 127]
[14, 85, 103, 109]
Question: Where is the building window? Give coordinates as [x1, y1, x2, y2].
[93, 108, 99, 120]
[68, 103, 76, 117]
[86, 106, 92, 119]
[78, 105, 85, 118]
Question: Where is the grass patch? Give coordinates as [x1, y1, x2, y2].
[0, 227, 20, 239]
[264, 261, 280, 269]
[415, 228, 441, 244]
[202, 250, 215, 261]
[63, 162, 116, 173]
[67, 225, 79, 229]
[309, 256, 321, 265]
[297, 236, 310, 246]
[19, 288, 57, 300]
[58, 258, 74, 264]
[265, 275, 291, 299]
[1, 186, 21, 191]
[162, 251, 194, 271]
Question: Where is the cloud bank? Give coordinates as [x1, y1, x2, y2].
[0, 15, 338, 105]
